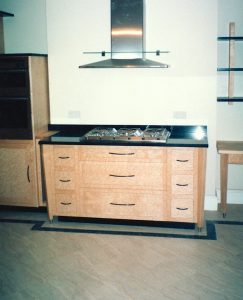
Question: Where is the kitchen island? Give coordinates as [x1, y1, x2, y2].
[40, 125, 208, 230]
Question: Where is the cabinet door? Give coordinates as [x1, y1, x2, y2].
[0, 141, 38, 206]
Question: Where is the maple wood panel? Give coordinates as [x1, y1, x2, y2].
[80, 161, 165, 190]
[42, 144, 207, 229]
[79, 146, 166, 163]
[79, 188, 165, 220]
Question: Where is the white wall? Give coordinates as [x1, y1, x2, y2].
[46, 0, 217, 199]
[46, 0, 217, 125]
[0, 0, 47, 54]
[1, 0, 219, 203]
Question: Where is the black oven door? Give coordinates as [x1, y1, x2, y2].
[0, 98, 32, 139]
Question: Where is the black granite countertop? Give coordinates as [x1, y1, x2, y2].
[39, 125, 208, 148]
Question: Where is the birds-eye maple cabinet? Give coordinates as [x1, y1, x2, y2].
[0, 55, 50, 207]
[42, 144, 207, 229]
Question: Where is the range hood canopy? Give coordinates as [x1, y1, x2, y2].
[80, 0, 169, 69]
[81, 58, 168, 68]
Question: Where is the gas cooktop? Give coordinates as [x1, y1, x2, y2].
[84, 126, 171, 143]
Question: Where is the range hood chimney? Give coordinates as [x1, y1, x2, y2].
[80, 0, 169, 68]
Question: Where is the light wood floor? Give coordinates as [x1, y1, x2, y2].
[0, 205, 243, 300]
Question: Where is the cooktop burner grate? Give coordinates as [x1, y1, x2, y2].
[85, 126, 170, 143]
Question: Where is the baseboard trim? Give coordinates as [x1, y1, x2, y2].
[205, 195, 218, 211]
[216, 189, 243, 205]
[1, 217, 243, 240]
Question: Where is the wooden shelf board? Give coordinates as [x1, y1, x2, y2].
[218, 36, 243, 41]
[217, 68, 243, 72]
[217, 97, 243, 102]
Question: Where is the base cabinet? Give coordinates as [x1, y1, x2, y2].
[167, 148, 204, 224]
[43, 145, 207, 229]
[0, 140, 38, 206]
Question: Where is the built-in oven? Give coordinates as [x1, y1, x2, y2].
[0, 56, 32, 139]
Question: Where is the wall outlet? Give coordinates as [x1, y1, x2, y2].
[68, 110, 81, 119]
[173, 111, 187, 119]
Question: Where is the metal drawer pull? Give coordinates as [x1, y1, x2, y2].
[176, 159, 189, 162]
[59, 179, 71, 182]
[176, 183, 189, 187]
[27, 165, 30, 182]
[109, 174, 135, 178]
[58, 156, 70, 159]
[176, 207, 189, 211]
[60, 202, 72, 205]
[109, 152, 135, 156]
[110, 202, 135, 206]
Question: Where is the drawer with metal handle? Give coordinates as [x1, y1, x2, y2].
[80, 188, 164, 220]
[171, 175, 194, 194]
[79, 146, 166, 163]
[80, 161, 165, 190]
[53, 146, 76, 168]
[171, 196, 194, 220]
[171, 148, 196, 171]
[55, 192, 77, 215]
[54, 171, 76, 190]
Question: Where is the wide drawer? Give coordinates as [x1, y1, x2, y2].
[54, 171, 76, 190]
[53, 146, 76, 168]
[171, 195, 194, 219]
[80, 189, 164, 220]
[171, 175, 193, 194]
[55, 192, 77, 216]
[171, 149, 195, 172]
[80, 161, 165, 190]
[79, 146, 166, 163]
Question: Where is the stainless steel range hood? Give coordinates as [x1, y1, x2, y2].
[80, 0, 169, 68]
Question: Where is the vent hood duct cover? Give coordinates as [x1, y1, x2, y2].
[80, 0, 169, 68]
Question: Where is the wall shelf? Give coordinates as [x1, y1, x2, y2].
[218, 36, 243, 41]
[218, 68, 243, 71]
[83, 50, 169, 56]
[0, 11, 14, 54]
[0, 11, 14, 17]
[217, 97, 243, 102]
[217, 23, 243, 103]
